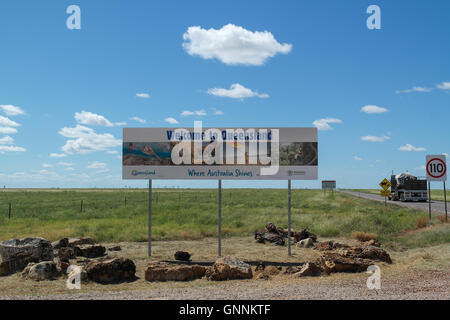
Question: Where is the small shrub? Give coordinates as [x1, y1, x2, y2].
[415, 217, 428, 229]
[438, 215, 448, 223]
[352, 231, 377, 242]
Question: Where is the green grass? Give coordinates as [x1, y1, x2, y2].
[0, 189, 448, 248]
[350, 189, 450, 202]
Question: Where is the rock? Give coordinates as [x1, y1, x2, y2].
[295, 263, 323, 277]
[108, 246, 121, 252]
[145, 262, 206, 281]
[67, 265, 88, 284]
[86, 258, 136, 283]
[264, 266, 281, 276]
[359, 246, 392, 264]
[74, 245, 106, 258]
[316, 253, 371, 274]
[205, 257, 253, 281]
[255, 262, 265, 272]
[58, 247, 76, 260]
[284, 266, 301, 274]
[174, 251, 191, 261]
[0, 252, 39, 276]
[254, 231, 285, 246]
[51, 238, 69, 250]
[22, 261, 60, 281]
[60, 261, 70, 273]
[68, 237, 96, 247]
[297, 238, 314, 248]
[292, 228, 317, 243]
[0, 237, 53, 262]
[256, 273, 270, 280]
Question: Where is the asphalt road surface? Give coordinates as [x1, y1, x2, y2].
[340, 190, 448, 216]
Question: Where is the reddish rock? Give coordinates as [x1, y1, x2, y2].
[205, 257, 252, 281]
[145, 262, 206, 282]
[86, 258, 136, 283]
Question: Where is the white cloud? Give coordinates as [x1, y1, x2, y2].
[58, 125, 121, 154]
[65, 167, 75, 171]
[75, 110, 113, 127]
[437, 82, 450, 90]
[396, 86, 432, 94]
[361, 105, 388, 114]
[58, 162, 75, 167]
[0, 105, 25, 116]
[50, 153, 67, 158]
[114, 122, 127, 126]
[312, 118, 342, 131]
[443, 153, 449, 158]
[0, 127, 18, 134]
[165, 117, 179, 124]
[182, 24, 292, 66]
[416, 165, 426, 170]
[181, 110, 207, 117]
[208, 83, 269, 99]
[107, 150, 118, 154]
[88, 161, 107, 169]
[398, 144, 426, 152]
[353, 156, 363, 161]
[129, 116, 146, 124]
[42, 163, 53, 168]
[0, 145, 26, 153]
[0, 116, 20, 127]
[361, 135, 390, 143]
[136, 93, 150, 99]
[0, 136, 14, 145]
[213, 108, 224, 115]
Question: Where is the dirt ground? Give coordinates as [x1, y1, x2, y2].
[0, 236, 449, 300]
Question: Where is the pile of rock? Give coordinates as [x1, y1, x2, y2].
[255, 222, 317, 246]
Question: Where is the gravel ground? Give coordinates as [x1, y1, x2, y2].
[2, 271, 449, 300]
[340, 190, 448, 215]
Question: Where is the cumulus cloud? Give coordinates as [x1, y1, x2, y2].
[136, 93, 150, 99]
[361, 135, 390, 143]
[0, 105, 25, 116]
[75, 110, 113, 127]
[88, 161, 107, 169]
[182, 24, 292, 66]
[165, 117, 179, 124]
[361, 105, 388, 114]
[396, 86, 432, 94]
[398, 144, 426, 152]
[181, 110, 207, 116]
[50, 153, 67, 158]
[437, 82, 450, 90]
[0, 136, 14, 145]
[208, 83, 269, 99]
[0, 145, 26, 153]
[42, 163, 53, 168]
[58, 162, 75, 167]
[213, 108, 224, 115]
[312, 118, 342, 131]
[0, 127, 18, 134]
[58, 125, 121, 154]
[129, 116, 146, 124]
[353, 156, 363, 161]
[0, 116, 20, 127]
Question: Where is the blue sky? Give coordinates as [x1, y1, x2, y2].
[0, 0, 449, 189]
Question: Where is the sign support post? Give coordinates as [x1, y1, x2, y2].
[218, 180, 222, 257]
[444, 181, 448, 223]
[288, 180, 291, 256]
[428, 181, 432, 221]
[148, 179, 152, 257]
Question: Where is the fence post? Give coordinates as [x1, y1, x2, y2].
[8, 203, 11, 219]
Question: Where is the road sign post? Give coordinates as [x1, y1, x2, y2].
[379, 178, 391, 208]
[426, 155, 447, 222]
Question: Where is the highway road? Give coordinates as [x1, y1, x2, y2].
[340, 190, 448, 216]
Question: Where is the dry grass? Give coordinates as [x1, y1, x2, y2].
[416, 217, 429, 229]
[352, 231, 377, 242]
[438, 215, 448, 223]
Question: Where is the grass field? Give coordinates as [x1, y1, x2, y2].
[350, 189, 450, 202]
[0, 189, 448, 249]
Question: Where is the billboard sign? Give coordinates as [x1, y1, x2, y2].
[122, 126, 318, 180]
[321, 180, 336, 190]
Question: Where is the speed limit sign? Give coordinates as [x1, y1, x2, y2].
[426, 155, 447, 181]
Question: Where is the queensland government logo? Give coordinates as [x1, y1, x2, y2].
[132, 170, 156, 176]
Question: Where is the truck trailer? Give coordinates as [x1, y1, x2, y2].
[389, 172, 428, 202]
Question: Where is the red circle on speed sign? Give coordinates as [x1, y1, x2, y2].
[426, 158, 447, 178]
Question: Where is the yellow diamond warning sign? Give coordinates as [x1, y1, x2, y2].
[379, 178, 391, 191]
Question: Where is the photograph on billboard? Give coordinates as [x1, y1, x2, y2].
[123, 127, 318, 180]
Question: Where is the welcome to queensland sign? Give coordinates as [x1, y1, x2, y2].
[122, 126, 318, 180]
